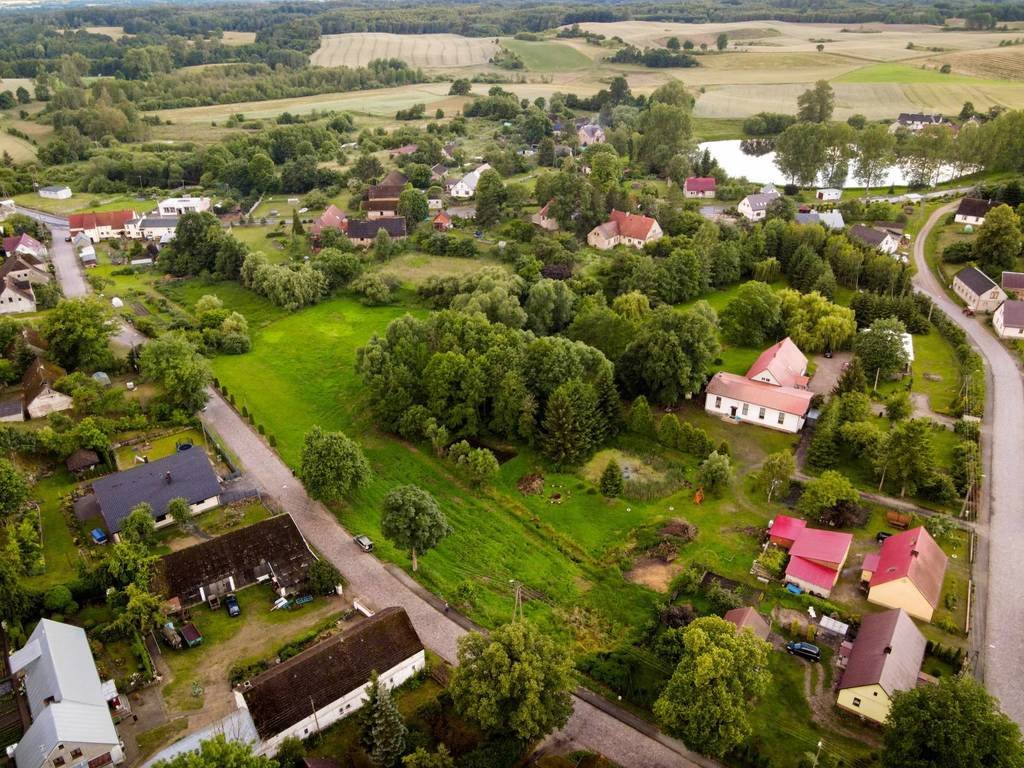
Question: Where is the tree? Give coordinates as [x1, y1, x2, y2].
[299, 426, 371, 502]
[600, 459, 623, 497]
[290, 210, 304, 236]
[121, 503, 156, 547]
[113, 582, 164, 636]
[797, 80, 834, 123]
[524, 278, 576, 335]
[0, 459, 29, 517]
[886, 390, 912, 420]
[774, 122, 829, 186]
[876, 418, 935, 497]
[461, 447, 499, 488]
[359, 672, 407, 768]
[757, 451, 795, 501]
[474, 169, 506, 227]
[352, 153, 384, 182]
[398, 189, 428, 223]
[636, 103, 692, 173]
[716, 33, 729, 51]
[165, 496, 191, 531]
[719, 281, 782, 347]
[698, 451, 732, 494]
[138, 331, 212, 413]
[883, 675, 1024, 768]
[403, 745, 454, 768]
[974, 204, 1022, 276]
[151, 735, 276, 767]
[816, 43, 825, 53]
[854, 317, 909, 388]
[44, 585, 76, 614]
[274, 738, 306, 768]
[541, 379, 600, 468]
[653, 616, 771, 757]
[797, 470, 859, 522]
[832, 356, 867, 395]
[306, 558, 342, 595]
[381, 485, 451, 572]
[42, 298, 114, 372]
[779, 289, 857, 353]
[666, 36, 680, 50]
[450, 620, 574, 743]
[629, 395, 656, 438]
[449, 79, 472, 96]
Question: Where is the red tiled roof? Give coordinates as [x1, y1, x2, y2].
[310, 205, 347, 236]
[789, 528, 852, 569]
[684, 177, 716, 193]
[68, 210, 137, 231]
[433, 211, 451, 225]
[3, 233, 43, 253]
[869, 526, 948, 609]
[706, 372, 814, 416]
[608, 209, 658, 239]
[862, 552, 880, 574]
[723, 606, 770, 640]
[746, 337, 808, 388]
[786, 555, 839, 591]
[770, 514, 807, 545]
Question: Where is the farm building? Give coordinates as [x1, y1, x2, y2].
[91, 448, 221, 534]
[737, 191, 779, 221]
[9, 619, 124, 768]
[723, 606, 770, 641]
[370, 170, 408, 198]
[795, 210, 845, 230]
[863, 526, 948, 622]
[531, 200, 559, 231]
[38, 185, 72, 200]
[815, 188, 841, 201]
[705, 338, 814, 433]
[576, 122, 605, 147]
[237, 607, 425, 755]
[836, 608, 926, 725]
[365, 199, 398, 219]
[890, 113, 948, 132]
[389, 143, 418, 157]
[309, 205, 348, 239]
[124, 215, 180, 241]
[953, 266, 1006, 313]
[994, 300, 1024, 338]
[848, 224, 900, 255]
[954, 197, 997, 226]
[155, 514, 318, 606]
[1002, 271, 1024, 299]
[22, 359, 72, 419]
[587, 210, 663, 250]
[448, 163, 491, 199]
[0, 277, 36, 314]
[346, 217, 407, 247]
[69, 210, 138, 242]
[157, 196, 210, 216]
[684, 177, 717, 199]
[3, 233, 46, 259]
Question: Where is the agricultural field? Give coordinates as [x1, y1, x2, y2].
[220, 30, 256, 46]
[83, 26, 129, 39]
[920, 46, 1024, 80]
[310, 33, 499, 69]
[12, 192, 158, 216]
[500, 38, 594, 71]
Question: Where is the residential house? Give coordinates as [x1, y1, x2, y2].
[576, 122, 605, 147]
[370, 170, 408, 199]
[531, 200, 559, 232]
[723, 606, 770, 641]
[124, 215, 179, 241]
[0, 199, 15, 220]
[365, 199, 398, 219]
[848, 224, 900, 255]
[91, 448, 221, 534]
[768, 514, 806, 548]
[816, 188, 842, 202]
[9, 619, 124, 768]
[1002, 271, 1024, 299]
[38, 185, 72, 200]
[432, 211, 452, 231]
[705, 337, 815, 433]
[587, 209, 663, 250]
[157, 196, 210, 216]
[237, 607, 425, 755]
[795, 210, 845, 230]
[737, 191, 780, 221]
[836, 608, 926, 724]
[953, 266, 1006, 313]
[890, 113, 948, 132]
[683, 177, 717, 199]
[862, 526, 948, 622]
[0, 394, 23, 422]
[71, 232, 92, 250]
[994, 300, 1024, 338]
[346, 217, 407, 247]
[4, 233, 47, 259]
[79, 244, 97, 267]
[23, 359, 72, 419]
[448, 163, 491, 199]
[155, 514, 318, 607]
[0, 277, 36, 314]
[1, 252, 50, 285]
[389, 143, 418, 158]
[309, 205, 348, 239]
[771, 514, 852, 598]
[954, 197, 997, 226]
[430, 164, 448, 182]
[69, 210, 138, 242]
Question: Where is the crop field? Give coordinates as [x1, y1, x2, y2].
[221, 30, 257, 46]
[310, 33, 498, 69]
[920, 46, 1024, 81]
[834, 61, 1016, 85]
[0, 133, 36, 163]
[500, 38, 593, 71]
[83, 26, 129, 39]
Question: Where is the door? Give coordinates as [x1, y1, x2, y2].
[730, 406, 738, 418]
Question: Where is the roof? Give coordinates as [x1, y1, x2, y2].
[723, 606, 770, 639]
[770, 514, 807, 543]
[789, 528, 853, 567]
[365, 199, 399, 212]
[746, 337, 808, 388]
[368, 185, 405, 201]
[601, 209, 659, 240]
[862, 552, 880, 573]
[706, 371, 814, 416]
[433, 211, 451, 224]
[22, 358, 66, 405]
[347, 217, 407, 239]
[131, 215, 180, 228]
[869, 526, 948, 609]
[956, 197, 997, 219]
[310, 205, 347, 236]
[68, 209, 137, 232]
[378, 170, 408, 187]
[1002, 271, 1024, 291]
[684, 177, 717, 192]
[452, 163, 491, 193]
[92, 448, 221, 533]
[796, 211, 845, 230]
[578, 123, 604, 140]
[848, 224, 893, 247]
[155, 514, 316, 604]
[897, 113, 946, 125]
[742, 192, 779, 211]
[39, 185, 70, 193]
[4, 233, 43, 253]
[140, 709, 259, 768]
[0, 252, 47, 281]
[955, 266, 999, 296]
[786, 555, 840, 590]
[839, 608, 925, 695]
[242, 607, 424, 739]
[0, 395, 21, 418]
[999, 300, 1024, 329]
[2, 275, 34, 303]
[66, 448, 100, 472]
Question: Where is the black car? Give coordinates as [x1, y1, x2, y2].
[786, 641, 821, 662]
[876, 531, 893, 544]
[224, 593, 241, 617]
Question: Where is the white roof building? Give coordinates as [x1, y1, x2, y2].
[157, 196, 211, 216]
[448, 164, 491, 199]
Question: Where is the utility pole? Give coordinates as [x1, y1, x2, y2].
[509, 579, 523, 622]
[310, 695, 321, 741]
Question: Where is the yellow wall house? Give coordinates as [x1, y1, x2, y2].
[863, 527, 948, 622]
[836, 608, 926, 725]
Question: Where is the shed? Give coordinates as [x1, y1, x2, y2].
[723, 606, 770, 640]
[91, 371, 112, 387]
[66, 448, 101, 474]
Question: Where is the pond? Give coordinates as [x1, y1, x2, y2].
[697, 139, 959, 189]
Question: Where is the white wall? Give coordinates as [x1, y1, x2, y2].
[0, 289, 35, 315]
[705, 393, 803, 433]
[993, 306, 1024, 338]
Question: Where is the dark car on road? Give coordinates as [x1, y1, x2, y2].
[224, 593, 240, 617]
[786, 641, 821, 662]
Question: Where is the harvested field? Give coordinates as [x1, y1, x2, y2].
[919, 46, 1024, 81]
[310, 33, 498, 68]
[83, 26, 129, 39]
[221, 31, 257, 46]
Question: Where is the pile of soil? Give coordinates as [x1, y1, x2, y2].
[517, 473, 544, 495]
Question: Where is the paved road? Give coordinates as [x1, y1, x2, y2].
[866, 185, 975, 204]
[200, 388, 705, 767]
[911, 202, 1022, 723]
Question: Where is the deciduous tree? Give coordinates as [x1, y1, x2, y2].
[42, 298, 114, 372]
[973, 204, 1021, 276]
[0, 458, 29, 517]
[121, 503, 156, 547]
[719, 281, 782, 347]
[796, 80, 835, 123]
[854, 317, 909, 389]
[381, 485, 451, 572]
[756, 451, 795, 501]
[138, 331, 212, 413]
[299, 426, 371, 502]
[151, 735, 275, 767]
[698, 450, 732, 494]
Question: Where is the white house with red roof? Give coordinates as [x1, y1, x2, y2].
[309, 205, 348, 240]
[862, 526, 948, 622]
[531, 200, 559, 232]
[3, 233, 47, 259]
[587, 209, 663, 250]
[770, 514, 852, 598]
[705, 338, 814, 433]
[683, 177, 717, 199]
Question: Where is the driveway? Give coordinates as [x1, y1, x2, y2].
[808, 352, 851, 396]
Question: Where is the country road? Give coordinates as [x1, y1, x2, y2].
[911, 201, 1024, 724]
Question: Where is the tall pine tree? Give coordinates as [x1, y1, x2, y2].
[359, 673, 407, 767]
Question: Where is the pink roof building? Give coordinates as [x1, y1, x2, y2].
[866, 527, 948, 621]
[789, 528, 853, 570]
[310, 205, 348, 237]
[684, 177, 717, 196]
[723, 607, 770, 640]
[786, 556, 842, 594]
[747, 338, 810, 389]
[772, 515, 853, 598]
[769, 514, 806, 548]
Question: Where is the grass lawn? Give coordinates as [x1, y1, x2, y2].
[372, 252, 509, 288]
[25, 470, 81, 590]
[136, 718, 189, 762]
[114, 428, 208, 469]
[158, 278, 287, 330]
[500, 38, 593, 71]
[912, 330, 961, 415]
[227, 225, 293, 263]
[12, 192, 157, 216]
[692, 117, 747, 141]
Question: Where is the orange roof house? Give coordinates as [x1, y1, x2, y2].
[68, 210, 137, 241]
[586, 209, 663, 250]
[864, 527, 948, 622]
[432, 211, 452, 231]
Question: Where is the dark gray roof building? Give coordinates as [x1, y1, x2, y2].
[92, 448, 220, 533]
[955, 266, 998, 296]
[848, 224, 890, 248]
[347, 217, 407, 240]
[839, 608, 925, 694]
[1003, 271, 1024, 292]
[999, 299, 1024, 329]
[955, 197, 997, 220]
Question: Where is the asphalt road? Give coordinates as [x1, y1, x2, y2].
[911, 202, 1023, 724]
[200, 388, 708, 768]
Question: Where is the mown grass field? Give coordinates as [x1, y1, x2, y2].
[310, 33, 498, 68]
[500, 38, 593, 71]
[12, 192, 157, 216]
[834, 61, 1016, 85]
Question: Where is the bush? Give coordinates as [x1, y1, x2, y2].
[44, 585, 75, 614]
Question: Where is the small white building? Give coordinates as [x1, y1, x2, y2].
[157, 196, 211, 216]
[994, 300, 1024, 339]
[953, 266, 1007, 313]
[79, 244, 97, 267]
[447, 163, 491, 199]
[587, 209, 663, 250]
[684, 177, 717, 199]
[23, 359, 73, 418]
[124, 215, 179, 241]
[816, 188, 842, 202]
[0, 277, 35, 314]
[737, 191, 780, 221]
[954, 197, 998, 227]
[38, 185, 72, 200]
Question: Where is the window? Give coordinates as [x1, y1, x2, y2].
[741, 403, 749, 416]
[714, 396, 721, 408]
[71, 750, 82, 759]
[53, 758, 65, 767]
[758, 407, 766, 420]
[777, 411, 785, 425]
[852, 697, 861, 707]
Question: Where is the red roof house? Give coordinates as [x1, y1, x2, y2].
[684, 176, 717, 198]
[310, 205, 348, 238]
[865, 527, 948, 622]
[789, 528, 853, 570]
[747, 338, 810, 389]
[68, 210, 138, 240]
[3, 233, 45, 258]
[769, 514, 806, 548]
[772, 514, 853, 598]
[587, 209, 663, 250]
[433, 211, 452, 231]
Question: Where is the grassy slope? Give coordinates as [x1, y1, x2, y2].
[501, 38, 593, 71]
[834, 61, 1011, 85]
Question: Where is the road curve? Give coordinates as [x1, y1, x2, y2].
[911, 202, 1024, 724]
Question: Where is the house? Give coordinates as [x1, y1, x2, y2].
[157, 196, 210, 216]
[38, 185, 72, 200]
[68, 210, 138, 242]
[91, 448, 221, 534]
[795, 210, 846, 230]
[365, 199, 398, 219]
[154, 514, 318, 606]
[954, 197, 997, 226]
[0, 276, 36, 314]
[140, 709, 260, 768]
[71, 232, 92, 250]
[309, 205, 348, 239]
[576, 122, 605, 147]
[373, 169, 408, 192]
[448, 163, 491, 199]
[737, 191, 779, 221]
[124, 215, 180, 241]
[768, 514, 806, 548]
[587, 209, 663, 250]
[9, 619, 124, 768]
[237, 607, 425, 755]
[785, 527, 853, 598]
[389, 143, 418, 158]
[1002, 271, 1024, 299]
[863, 526, 948, 622]
[1, 252, 50, 285]
[816, 188, 842, 202]
[432, 211, 452, 232]
[4, 233, 47, 259]
[0, 394, 24, 422]
[66, 448, 101, 475]
[684, 177, 717, 199]
[836, 608, 926, 724]
[531, 200, 559, 232]
[848, 224, 900, 255]
[705, 337, 815, 433]
[346, 217, 407, 247]
[0, 199, 14, 220]
[953, 266, 1006, 313]
[890, 113, 948, 132]
[723, 606, 770, 641]
[994, 300, 1024, 338]
[23, 359, 72, 419]
[79, 245, 97, 267]
[430, 163, 448, 182]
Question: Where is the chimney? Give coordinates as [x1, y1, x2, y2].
[883, 646, 892, 655]
[165, 471, 172, 484]
[911, 549, 919, 558]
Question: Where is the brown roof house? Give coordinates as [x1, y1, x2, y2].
[66, 448, 101, 474]
[1002, 271, 1024, 299]
[23, 359, 72, 419]
[848, 224, 900, 255]
[953, 266, 1006, 313]
[836, 608, 926, 724]
[236, 607, 425, 754]
[723, 607, 770, 640]
[954, 197, 998, 227]
[347, 217, 407, 247]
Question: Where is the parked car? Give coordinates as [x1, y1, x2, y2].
[786, 641, 821, 662]
[355, 534, 374, 552]
[876, 531, 893, 544]
[224, 593, 241, 617]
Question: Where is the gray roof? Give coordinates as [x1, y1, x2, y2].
[0, 395, 21, 417]
[131, 215, 180, 228]
[848, 224, 891, 247]
[839, 608, 925, 696]
[1003, 271, 1024, 291]
[955, 266, 998, 296]
[92, 448, 220, 533]
[743, 192, 779, 211]
[347, 217, 407, 239]
[896, 113, 946, 125]
[1000, 300, 1024, 329]
[140, 708, 259, 768]
[39, 185, 70, 193]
